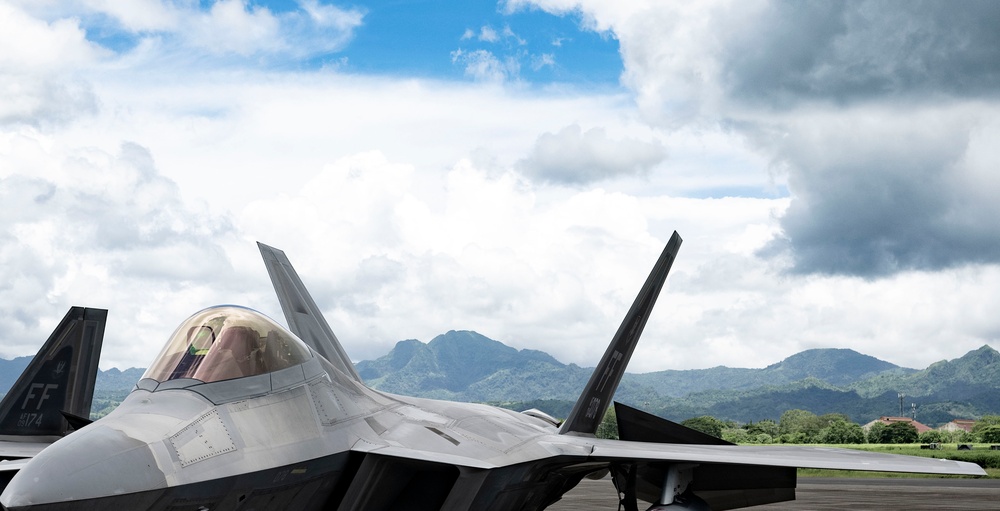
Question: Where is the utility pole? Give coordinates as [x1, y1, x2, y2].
[898, 393, 905, 417]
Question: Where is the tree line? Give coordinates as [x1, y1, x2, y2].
[596, 408, 1000, 445]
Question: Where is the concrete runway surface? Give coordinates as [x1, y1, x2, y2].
[551, 476, 1000, 510]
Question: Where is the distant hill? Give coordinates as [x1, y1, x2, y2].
[3, 332, 998, 426]
[357, 333, 912, 405]
[0, 358, 143, 419]
[356, 333, 1000, 426]
[0, 356, 31, 398]
[629, 348, 911, 398]
[356, 331, 592, 402]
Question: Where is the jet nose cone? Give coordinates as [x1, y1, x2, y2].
[1, 424, 167, 510]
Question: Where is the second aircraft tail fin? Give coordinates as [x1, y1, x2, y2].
[0, 307, 106, 439]
[258, 242, 362, 382]
[559, 232, 682, 435]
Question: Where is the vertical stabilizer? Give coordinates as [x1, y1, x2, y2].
[0, 307, 106, 438]
[559, 232, 682, 435]
[257, 242, 362, 382]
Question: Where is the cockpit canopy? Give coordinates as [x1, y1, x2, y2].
[142, 306, 313, 384]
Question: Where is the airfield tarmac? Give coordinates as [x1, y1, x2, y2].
[552, 476, 1000, 510]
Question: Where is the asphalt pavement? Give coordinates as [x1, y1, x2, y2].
[551, 476, 1000, 510]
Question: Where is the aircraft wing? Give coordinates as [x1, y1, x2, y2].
[0, 459, 31, 474]
[0, 443, 48, 460]
[584, 437, 985, 476]
[586, 437, 985, 509]
[335, 434, 983, 511]
[349, 434, 984, 476]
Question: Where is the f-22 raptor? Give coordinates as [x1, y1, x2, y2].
[1, 233, 984, 510]
[0, 307, 107, 492]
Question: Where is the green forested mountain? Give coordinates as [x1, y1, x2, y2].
[355, 332, 1000, 426]
[629, 348, 911, 398]
[355, 331, 593, 402]
[3, 332, 998, 426]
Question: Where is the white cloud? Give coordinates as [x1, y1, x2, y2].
[502, 25, 526, 45]
[16, 0, 364, 65]
[3, 0, 999, 381]
[0, 131, 241, 368]
[479, 25, 499, 43]
[82, 0, 183, 32]
[300, 0, 364, 31]
[0, 2, 107, 72]
[189, 0, 283, 56]
[451, 48, 519, 83]
[0, 2, 106, 126]
[531, 53, 555, 70]
[518, 123, 667, 184]
[519, 0, 1000, 276]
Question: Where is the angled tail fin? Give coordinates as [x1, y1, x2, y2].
[0, 307, 106, 438]
[257, 242, 362, 382]
[559, 232, 682, 435]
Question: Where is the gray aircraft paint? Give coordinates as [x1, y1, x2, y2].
[0, 238, 984, 511]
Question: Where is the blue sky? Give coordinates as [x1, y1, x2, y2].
[82, 0, 624, 85]
[2, 1, 1000, 374]
[333, 0, 622, 84]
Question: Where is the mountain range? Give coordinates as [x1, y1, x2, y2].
[2, 331, 998, 426]
[356, 331, 999, 426]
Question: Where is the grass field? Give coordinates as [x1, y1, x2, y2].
[796, 443, 1000, 478]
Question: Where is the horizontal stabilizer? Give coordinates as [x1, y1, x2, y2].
[615, 402, 732, 445]
[0, 307, 106, 438]
[560, 232, 682, 435]
[258, 242, 362, 382]
[59, 411, 92, 431]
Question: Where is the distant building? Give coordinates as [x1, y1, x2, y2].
[862, 416, 933, 435]
[938, 419, 976, 433]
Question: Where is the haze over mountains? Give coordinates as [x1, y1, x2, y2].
[356, 331, 999, 426]
[2, 331, 998, 426]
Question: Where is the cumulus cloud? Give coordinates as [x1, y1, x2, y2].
[0, 2, 105, 127]
[240, 152, 681, 364]
[757, 105, 1000, 277]
[522, 0, 1000, 276]
[518, 124, 666, 184]
[5, 0, 1000, 376]
[0, 131, 240, 367]
[717, 1, 1000, 106]
[16, 0, 364, 65]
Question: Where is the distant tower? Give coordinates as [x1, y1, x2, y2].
[911, 402, 917, 420]
[898, 393, 905, 416]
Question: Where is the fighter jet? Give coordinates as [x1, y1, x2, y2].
[0, 307, 107, 491]
[1, 234, 984, 511]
